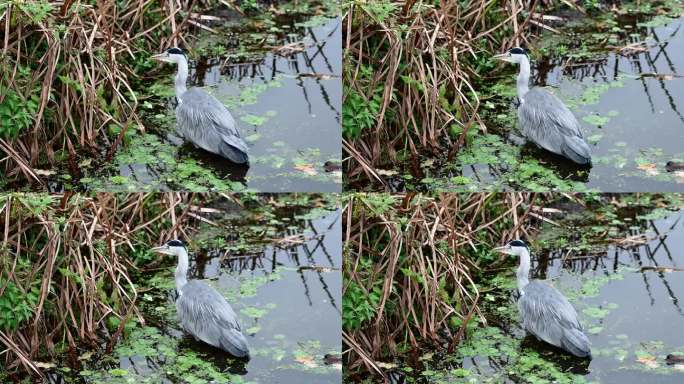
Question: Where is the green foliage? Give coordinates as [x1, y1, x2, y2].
[452, 326, 590, 384]
[582, 306, 609, 319]
[88, 326, 245, 384]
[357, 193, 396, 217]
[343, 278, 382, 331]
[582, 114, 609, 126]
[343, 255, 385, 331]
[16, 1, 53, 24]
[239, 0, 261, 13]
[343, 85, 383, 139]
[80, 133, 246, 191]
[0, 280, 40, 331]
[583, 0, 602, 12]
[358, 0, 398, 23]
[437, 133, 590, 192]
[16, 194, 56, 216]
[240, 113, 268, 126]
[0, 65, 41, 138]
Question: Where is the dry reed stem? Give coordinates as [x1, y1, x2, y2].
[0, 0, 202, 185]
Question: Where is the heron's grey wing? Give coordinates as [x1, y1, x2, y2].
[519, 88, 591, 164]
[177, 281, 250, 357]
[518, 280, 591, 357]
[177, 88, 249, 164]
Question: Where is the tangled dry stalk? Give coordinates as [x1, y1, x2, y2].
[342, 0, 573, 188]
[0, 1, 200, 186]
[0, 193, 203, 378]
[342, 193, 550, 379]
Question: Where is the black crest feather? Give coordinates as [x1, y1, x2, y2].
[166, 239, 185, 247]
[509, 47, 527, 55]
[167, 47, 185, 55]
[508, 239, 528, 248]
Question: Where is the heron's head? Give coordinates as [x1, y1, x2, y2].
[150, 239, 186, 256]
[151, 47, 186, 64]
[494, 239, 528, 256]
[493, 47, 528, 64]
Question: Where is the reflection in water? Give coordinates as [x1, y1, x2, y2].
[537, 18, 684, 123]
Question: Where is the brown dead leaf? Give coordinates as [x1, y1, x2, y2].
[637, 355, 659, 368]
[298, 73, 335, 80]
[640, 73, 679, 80]
[675, 171, 684, 183]
[376, 169, 398, 176]
[78, 351, 94, 361]
[295, 355, 317, 368]
[34, 169, 56, 176]
[637, 163, 659, 176]
[377, 361, 398, 369]
[294, 164, 317, 176]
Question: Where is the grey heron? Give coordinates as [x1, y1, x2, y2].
[151, 48, 249, 164]
[495, 240, 591, 358]
[151, 239, 250, 358]
[493, 47, 592, 165]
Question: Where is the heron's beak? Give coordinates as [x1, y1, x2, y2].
[151, 53, 172, 63]
[493, 53, 513, 63]
[150, 245, 173, 255]
[494, 245, 515, 255]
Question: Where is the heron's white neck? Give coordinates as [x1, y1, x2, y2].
[517, 55, 531, 101]
[517, 248, 531, 293]
[175, 247, 189, 293]
[175, 56, 188, 99]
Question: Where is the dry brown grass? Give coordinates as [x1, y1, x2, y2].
[0, 1, 202, 185]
